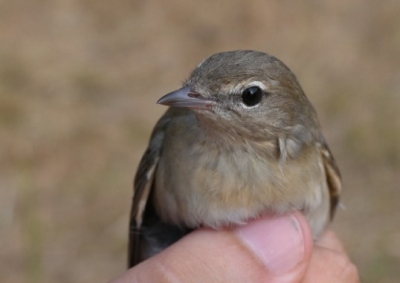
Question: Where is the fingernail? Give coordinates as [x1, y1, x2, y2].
[235, 214, 305, 274]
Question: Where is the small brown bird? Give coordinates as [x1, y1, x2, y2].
[128, 50, 341, 267]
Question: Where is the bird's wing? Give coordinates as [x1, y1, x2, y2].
[128, 112, 170, 267]
[128, 109, 191, 267]
[318, 141, 342, 218]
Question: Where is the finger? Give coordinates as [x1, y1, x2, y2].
[111, 212, 314, 283]
[303, 230, 360, 283]
[315, 229, 346, 254]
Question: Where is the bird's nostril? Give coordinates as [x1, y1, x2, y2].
[188, 92, 201, 98]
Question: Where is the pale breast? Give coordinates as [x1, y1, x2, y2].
[153, 112, 329, 235]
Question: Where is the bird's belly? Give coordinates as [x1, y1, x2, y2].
[153, 141, 328, 231]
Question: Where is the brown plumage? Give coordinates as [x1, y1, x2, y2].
[128, 50, 342, 267]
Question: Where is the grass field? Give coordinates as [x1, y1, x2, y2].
[1, 1, 399, 282]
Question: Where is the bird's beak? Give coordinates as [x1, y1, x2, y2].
[157, 87, 216, 109]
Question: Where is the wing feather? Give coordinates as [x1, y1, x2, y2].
[318, 142, 342, 219]
[128, 112, 171, 267]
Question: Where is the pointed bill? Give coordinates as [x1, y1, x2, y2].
[157, 87, 216, 109]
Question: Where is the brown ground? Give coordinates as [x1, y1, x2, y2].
[1, 1, 399, 282]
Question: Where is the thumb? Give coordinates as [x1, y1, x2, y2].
[112, 212, 313, 283]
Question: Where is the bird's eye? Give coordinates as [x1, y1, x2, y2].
[241, 86, 263, 107]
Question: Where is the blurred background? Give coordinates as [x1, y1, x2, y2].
[1, 1, 399, 282]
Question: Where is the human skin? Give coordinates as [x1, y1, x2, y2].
[111, 212, 359, 283]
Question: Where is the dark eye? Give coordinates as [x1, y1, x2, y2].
[241, 86, 263, 107]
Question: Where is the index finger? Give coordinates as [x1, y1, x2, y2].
[316, 229, 346, 254]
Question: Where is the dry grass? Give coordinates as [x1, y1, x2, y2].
[1, 1, 399, 282]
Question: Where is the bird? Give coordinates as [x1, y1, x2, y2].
[128, 50, 342, 267]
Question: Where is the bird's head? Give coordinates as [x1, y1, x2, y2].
[158, 50, 317, 142]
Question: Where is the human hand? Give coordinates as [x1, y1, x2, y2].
[111, 212, 359, 283]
